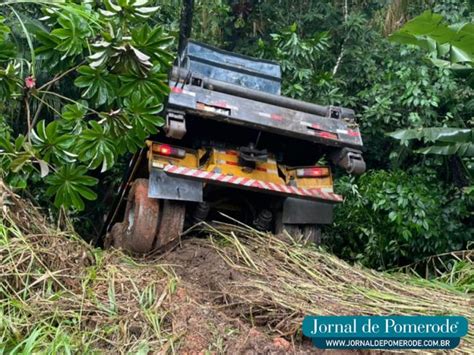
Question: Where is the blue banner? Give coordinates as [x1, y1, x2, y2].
[302, 316, 468, 350]
[312, 337, 460, 349]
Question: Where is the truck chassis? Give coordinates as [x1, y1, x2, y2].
[103, 41, 365, 254]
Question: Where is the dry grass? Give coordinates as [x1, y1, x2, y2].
[1, 182, 473, 353]
[194, 222, 474, 352]
[0, 182, 179, 353]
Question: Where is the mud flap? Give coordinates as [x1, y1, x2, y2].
[149, 168, 203, 202]
[282, 197, 333, 225]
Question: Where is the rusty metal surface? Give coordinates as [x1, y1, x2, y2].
[100, 148, 146, 243]
[155, 200, 186, 249]
[122, 179, 159, 254]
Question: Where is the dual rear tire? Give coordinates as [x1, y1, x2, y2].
[279, 224, 322, 245]
[106, 179, 322, 253]
[106, 179, 185, 254]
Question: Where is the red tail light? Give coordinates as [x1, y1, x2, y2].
[155, 144, 186, 159]
[296, 167, 330, 178]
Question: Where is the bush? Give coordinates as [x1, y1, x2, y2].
[327, 169, 472, 270]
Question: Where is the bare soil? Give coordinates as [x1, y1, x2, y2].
[161, 239, 362, 354]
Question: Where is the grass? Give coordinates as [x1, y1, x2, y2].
[0, 183, 179, 354]
[0, 182, 472, 353]
[194, 222, 474, 352]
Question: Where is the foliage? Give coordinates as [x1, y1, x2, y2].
[0, 185, 179, 353]
[0, 0, 472, 275]
[388, 10, 473, 184]
[257, 23, 331, 99]
[328, 170, 472, 270]
[389, 11, 474, 71]
[389, 127, 474, 157]
[1, 187, 472, 352]
[397, 248, 474, 294]
[0, 0, 174, 211]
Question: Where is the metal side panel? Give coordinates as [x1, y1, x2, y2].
[149, 168, 203, 202]
[168, 84, 363, 149]
[282, 198, 334, 225]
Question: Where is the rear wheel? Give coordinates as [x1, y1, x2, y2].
[124, 179, 160, 253]
[279, 224, 322, 245]
[107, 179, 185, 254]
[155, 199, 186, 249]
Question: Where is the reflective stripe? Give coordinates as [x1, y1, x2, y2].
[162, 165, 342, 202]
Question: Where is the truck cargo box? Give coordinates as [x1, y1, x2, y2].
[182, 40, 282, 95]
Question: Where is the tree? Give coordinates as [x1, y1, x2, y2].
[389, 11, 473, 186]
[0, 0, 174, 211]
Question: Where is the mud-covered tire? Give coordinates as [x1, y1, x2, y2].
[106, 179, 185, 253]
[280, 224, 322, 245]
[104, 222, 127, 249]
[122, 179, 159, 253]
[155, 200, 186, 249]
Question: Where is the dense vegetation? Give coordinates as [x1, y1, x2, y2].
[0, 0, 472, 272]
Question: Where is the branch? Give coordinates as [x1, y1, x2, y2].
[38, 62, 84, 91]
[31, 83, 52, 128]
[332, 0, 349, 76]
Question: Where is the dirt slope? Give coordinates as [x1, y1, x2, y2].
[1, 184, 472, 354]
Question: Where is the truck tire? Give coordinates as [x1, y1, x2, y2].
[155, 199, 186, 249]
[123, 179, 160, 253]
[107, 180, 186, 253]
[280, 224, 322, 245]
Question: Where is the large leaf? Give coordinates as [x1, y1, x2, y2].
[118, 68, 169, 100]
[388, 128, 474, 157]
[124, 91, 164, 134]
[389, 128, 473, 143]
[45, 165, 98, 211]
[417, 143, 474, 157]
[76, 121, 116, 172]
[101, 0, 159, 21]
[51, 13, 92, 59]
[74, 66, 117, 106]
[31, 120, 77, 164]
[0, 63, 19, 99]
[131, 25, 174, 68]
[390, 11, 474, 66]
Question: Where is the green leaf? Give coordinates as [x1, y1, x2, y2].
[102, 0, 159, 21]
[131, 25, 174, 68]
[388, 128, 473, 143]
[124, 91, 164, 134]
[390, 11, 474, 69]
[61, 102, 87, 121]
[75, 66, 117, 106]
[45, 165, 98, 211]
[76, 121, 117, 172]
[388, 128, 474, 157]
[417, 143, 474, 157]
[118, 68, 169, 99]
[51, 13, 93, 59]
[31, 120, 77, 164]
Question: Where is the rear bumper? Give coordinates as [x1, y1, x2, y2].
[161, 165, 343, 203]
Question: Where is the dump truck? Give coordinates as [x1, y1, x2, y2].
[103, 3, 365, 254]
